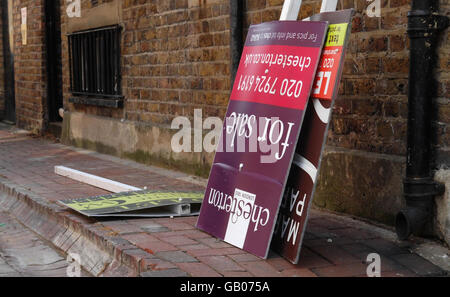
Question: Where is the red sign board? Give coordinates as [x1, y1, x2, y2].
[196, 20, 329, 259]
[312, 45, 343, 99]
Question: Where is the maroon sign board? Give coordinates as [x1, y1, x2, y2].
[271, 9, 355, 264]
[196, 20, 329, 258]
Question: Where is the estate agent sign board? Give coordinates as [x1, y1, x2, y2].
[271, 9, 355, 263]
[196, 21, 329, 258]
[60, 190, 204, 217]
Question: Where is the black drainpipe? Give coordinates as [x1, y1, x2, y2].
[44, 0, 63, 123]
[1, 0, 15, 123]
[230, 0, 244, 86]
[395, 0, 448, 240]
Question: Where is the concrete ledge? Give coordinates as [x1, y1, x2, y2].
[61, 111, 214, 178]
[434, 169, 450, 246]
[66, 0, 122, 33]
[61, 112, 446, 238]
[62, 111, 407, 226]
[314, 147, 406, 226]
[69, 97, 124, 108]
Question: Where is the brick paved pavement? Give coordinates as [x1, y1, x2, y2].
[0, 123, 447, 277]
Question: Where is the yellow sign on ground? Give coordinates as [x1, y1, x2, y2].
[59, 190, 204, 217]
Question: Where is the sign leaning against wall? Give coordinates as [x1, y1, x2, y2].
[271, 9, 355, 264]
[196, 20, 329, 259]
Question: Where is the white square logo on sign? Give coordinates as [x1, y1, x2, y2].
[224, 188, 256, 248]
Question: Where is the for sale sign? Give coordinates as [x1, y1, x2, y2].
[312, 22, 349, 100]
[196, 21, 328, 258]
[271, 9, 354, 264]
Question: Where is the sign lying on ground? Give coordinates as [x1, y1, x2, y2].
[196, 21, 329, 258]
[59, 190, 204, 217]
[271, 9, 355, 264]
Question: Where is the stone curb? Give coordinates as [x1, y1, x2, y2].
[0, 177, 173, 277]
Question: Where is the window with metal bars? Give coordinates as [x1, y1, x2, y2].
[68, 25, 122, 105]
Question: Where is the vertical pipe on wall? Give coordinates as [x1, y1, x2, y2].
[396, 0, 448, 240]
[229, 0, 244, 87]
[1, 0, 15, 123]
[44, 0, 63, 123]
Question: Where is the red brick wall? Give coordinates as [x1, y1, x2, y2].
[329, 0, 410, 157]
[121, 0, 231, 124]
[59, 0, 232, 123]
[12, 0, 47, 132]
[330, 0, 449, 167]
[60, 0, 314, 124]
[434, 1, 450, 167]
[242, 0, 447, 166]
[58, 0, 449, 167]
[60, 0, 123, 119]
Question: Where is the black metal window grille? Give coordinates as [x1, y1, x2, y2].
[68, 25, 122, 98]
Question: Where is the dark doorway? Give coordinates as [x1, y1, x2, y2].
[1, 0, 16, 123]
[44, 0, 63, 122]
